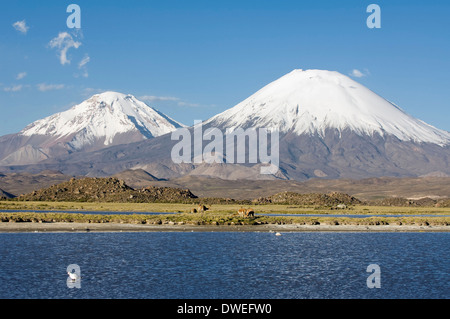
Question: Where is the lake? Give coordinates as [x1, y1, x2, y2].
[0, 232, 448, 299]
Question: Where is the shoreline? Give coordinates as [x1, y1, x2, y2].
[0, 222, 448, 233]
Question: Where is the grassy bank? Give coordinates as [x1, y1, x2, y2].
[1, 200, 450, 216]
[1, 211, 449, 227]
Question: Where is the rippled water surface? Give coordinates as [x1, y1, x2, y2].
[0, 232, 448, 299]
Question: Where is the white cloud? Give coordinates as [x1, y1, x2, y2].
[4, 85, 23, 92]
[177, 101, 201, 107]
[139, 95, 207, 108]
[12, 20, 29, 34]
[350, 69, 365, 78]
[37, 83, 65, 92]
[139, 95, 181, 102]
[77, 55, 90, 78]
[349, 69, 370, 78]
[48, 32, 82, 65]
[16, 72, 27, 80]
[78, 55, 90, 68]
[82, 88, 108, 97]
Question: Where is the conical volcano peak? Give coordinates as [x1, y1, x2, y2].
[252, 69, 371, 103]
[93, 91, 128, 99]
[207, 69, 450, 146]
[19, 91, 183, 150]
[90, 91, 140, 102]
[277, 69, 354, 84]
[84, 91, 141, 110]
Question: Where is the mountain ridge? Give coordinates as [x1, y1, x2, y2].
[206, 69, 450, 146]
[0, 92, 183, 166]
[1, 69, 449, 180]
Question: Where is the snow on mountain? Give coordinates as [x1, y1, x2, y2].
[2, 71, 450, 180]
[20, 91, 183, 150]
[207, 69, 450, 146]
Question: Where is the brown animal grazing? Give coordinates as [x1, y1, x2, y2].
[190, 208, 197, 214]
[237, 208, 247, 217]
[245, 209, 255, 218]
[198, 205, 209, 213]
[237, 208, 255, 218]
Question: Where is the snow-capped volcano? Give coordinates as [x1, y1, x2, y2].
[208, 69, 450, 146]
[1, 70, 450, 180]
[20, 91, 183, 150]
[0, 92, 183, 166]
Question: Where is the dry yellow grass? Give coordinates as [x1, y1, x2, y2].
[1, 211, 449, 227]
[1, 200, 450, 217]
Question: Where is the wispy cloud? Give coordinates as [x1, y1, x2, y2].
[78, 55, 90, 68]
[3, 85, 23, 92]
[48, 32, 82, 65]
[139, 95, 209, 108]
[82, 87, 107, 97]
[12, 20, 29, 34]
[77, 54, 90, 78]
[177, 101, 201, 107]
[16, 72, 27, 80]
[349, 69, 370, 78]
[37, 83, 65, 92]
[139, 95, 181, 103]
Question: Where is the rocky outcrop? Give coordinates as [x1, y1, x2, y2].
[17, 177, 198, 203]
[0, 188, 15, 199]
[253, 191, 361, 206]
[436, 199, 450, 207]
[369, 197, 450, 207]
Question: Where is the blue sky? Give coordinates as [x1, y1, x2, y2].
[1, 0, 449, 136]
